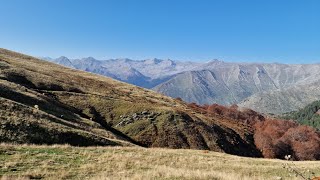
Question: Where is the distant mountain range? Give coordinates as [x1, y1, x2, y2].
[42, 56, 199, 88]
[41, 56, 320, 114]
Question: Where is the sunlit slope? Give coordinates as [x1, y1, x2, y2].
[0, 48, 259, 157]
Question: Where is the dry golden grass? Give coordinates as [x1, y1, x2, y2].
[1, 144, 319, 180]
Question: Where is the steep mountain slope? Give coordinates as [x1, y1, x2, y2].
[0, 57, 138, 147]
[155, 61, 320, 114]
[153, 70, 237, 105]
[54, 56, 75, 68]
[239, 81, 320, 114]
[0, 48, 262, 157]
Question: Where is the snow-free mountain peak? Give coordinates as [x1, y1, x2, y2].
[42, 56, 320, 114]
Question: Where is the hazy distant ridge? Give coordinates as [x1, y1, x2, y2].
[42, 57, 320, 114]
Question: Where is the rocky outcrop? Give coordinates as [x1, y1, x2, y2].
[116, 111, 160, 127]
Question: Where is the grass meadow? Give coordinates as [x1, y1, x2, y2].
[1, 144, 320, 180]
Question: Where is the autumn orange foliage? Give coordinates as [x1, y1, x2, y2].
[187, 102, 320, 160]
[254, 119, 320, 160]
[188, 103, 265, 125]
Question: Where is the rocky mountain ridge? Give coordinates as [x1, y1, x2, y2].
[43, 56, 320, 114]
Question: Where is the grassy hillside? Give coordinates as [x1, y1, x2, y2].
[1, 144, 320, 180]
[0, 48, 260, 156]
[282, 100, 320, 129]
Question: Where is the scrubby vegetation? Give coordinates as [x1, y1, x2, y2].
[282, 100, 320, 129]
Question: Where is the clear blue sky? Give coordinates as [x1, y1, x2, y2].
[1, 0, 320, 63]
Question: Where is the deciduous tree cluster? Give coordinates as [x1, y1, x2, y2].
[187, 102, 320, 160]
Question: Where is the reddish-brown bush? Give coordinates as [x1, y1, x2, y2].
[254, 119, 320, 160]
[207, 104, 226, 115]
[186, 103, 265, 125]
[206, 104, 264, 125]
